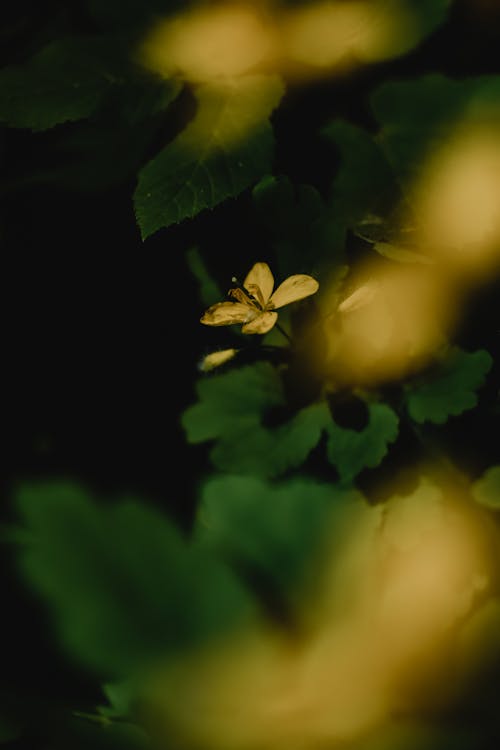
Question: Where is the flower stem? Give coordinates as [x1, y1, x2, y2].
[276, 322, 293, 345]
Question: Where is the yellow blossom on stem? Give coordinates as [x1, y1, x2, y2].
[201, 262, 319, 335]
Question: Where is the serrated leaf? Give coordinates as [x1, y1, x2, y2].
[405, 348, 493, 425]
[182, 363, 330, 478]
[196, 475, 360, 602]
[0, 38, 119, 131]
[322, 120, 399, 227]
[134, 75, 284, 238]
[326, 403, 399, 482]
[211, 401, 330, 477]
[14, 482, 254, 677]
[472, 466, 500, 510]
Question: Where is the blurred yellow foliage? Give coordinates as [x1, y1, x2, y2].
[139, 4, 275, 83]
[144, 472, 497, 750]
[412, 126, 500, 281]
[138, 0, 432, 85]
[323, 260, 458, 386]
[281, 0, 418, 72]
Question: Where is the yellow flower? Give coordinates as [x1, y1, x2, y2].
[201, 262, 319, 334]
[199, 348, 239, 372]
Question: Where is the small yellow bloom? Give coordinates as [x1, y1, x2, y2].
[200, 348, 239, 372]
[201, 262, 319, 334]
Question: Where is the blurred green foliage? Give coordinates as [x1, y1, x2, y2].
[0, 38, 120, 131]
[15, 482, 255, 677]
[196, 474, 361, 604]
[404, 348, 493, 424]
[2, 1, 500, 749]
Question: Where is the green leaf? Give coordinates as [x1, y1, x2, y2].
[405, 0, 453, 42]
[196, 475, 360, 601]
[0, 38, 119, 131]
[50, 715, 149, 750]
[211, 402, 330, 477]
[326, 403, 399, 482]
[31, 77, 182, 190]
[86, 0, 183, 30]
[14, 482, 255, 677]
[373, 242, 433, 264]
[472, 466, 500, 510]
[182, 363, 330, 478]
[357, 720, 475, 750]
[252, 175, 344, 278]
[99, 681, 136, 719]
[372, 74, 500, 184]
[323, 120, 398, 226]
[404, 348, 493, 425]
[134, 75, 284, 238]
[186, 247, 223, 308]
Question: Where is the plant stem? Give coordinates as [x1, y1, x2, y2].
[276, 322, 293, 345]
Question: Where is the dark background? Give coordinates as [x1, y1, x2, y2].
[1, 0, 500, 745]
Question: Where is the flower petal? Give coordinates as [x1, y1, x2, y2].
[201, 301, 256, 326]
[244, 262, 274, 306]
[200, 349, 239, 371]
[241, 311, 278, 334]
[338, 280, 379, 314]
[269, 274, 319, 309]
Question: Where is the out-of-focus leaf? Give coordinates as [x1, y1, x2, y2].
[15, 483, 255, 677]
[34, 77, 182, 190]
[372, 74, 500, 184]
[253, 176, 323, 242]
[210, 402, 328, 477]
[323, 120, 399, 226]
[357, 720, 476, 750]
[472, 466, 500, 510]
[0, 38, 120, 131]
[86, 0, 183, 30]
[99, 681, 136, 719]
[373, 242, 433, 264]
[281, 0, 451, 69]
[325, 403, 399, 482]
[186, 247, 223, 307]
[49, 715, 149, 750]
[252, 175, 344, 278]
[196, 474, 360, 601]
[182, 363, 330, 478]
[134, 75, 284, 239]
[404, 348, 493, 424]
[405, 0, 453, 42]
